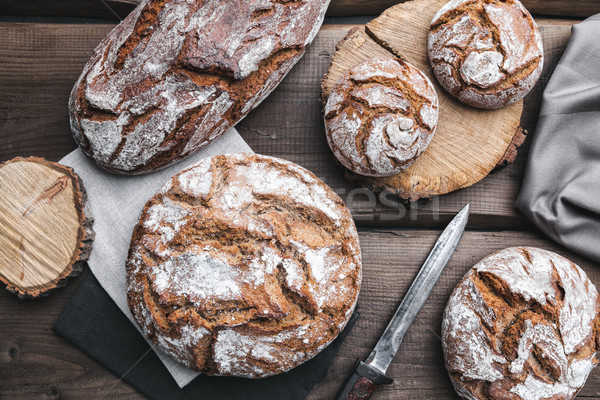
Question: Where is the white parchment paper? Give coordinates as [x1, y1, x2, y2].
[59, 128, 252, 388]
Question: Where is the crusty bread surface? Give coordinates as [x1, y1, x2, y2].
[443, 247, 600, 400]
[70, 0, 330, 174]
[324, 58, 439, 177]
[428, 0, 543, 109]
[126, 153, 362, 378]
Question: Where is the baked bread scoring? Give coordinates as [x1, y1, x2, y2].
[443, 247, 600, 400]
[324, 58, 439, 177]
[126, 153, 361, 378]
[428, 0, 543, 109]
[69, 0, 330, 174]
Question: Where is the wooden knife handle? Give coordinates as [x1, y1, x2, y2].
[335, 360, 393, 400]
[346, 377, 378, 399]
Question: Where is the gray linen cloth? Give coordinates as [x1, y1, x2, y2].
[516, 15, 600, 263]
[59, 128, 252, 388]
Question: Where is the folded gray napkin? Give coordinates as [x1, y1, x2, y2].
[59, 128, 252, 388]
[516, 15, 600, 263]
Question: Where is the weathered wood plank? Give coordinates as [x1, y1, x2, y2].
[0, 0, 598, 19]
[0, 268, 144, 399]
[0, 23, 111, 160]
[0, 21, 573, 229]
[328, 0, 600, 18]
[2, 230, 600, 399]
[0, 0, 138, 20]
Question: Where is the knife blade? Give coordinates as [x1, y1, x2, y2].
[335, 204, 470, 400]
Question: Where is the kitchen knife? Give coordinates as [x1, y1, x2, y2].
[335, 204, 470, 400]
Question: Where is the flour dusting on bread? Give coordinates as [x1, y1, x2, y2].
[443, 247, 600, 400]
[324, 58, 439, 177]
[126, 153, 361, 377]
[428, 0, 543, 109]
[70, 0, 331, 174]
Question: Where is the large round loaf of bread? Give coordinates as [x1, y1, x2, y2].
[126, 153, 361, 378]
[442, 247, 600, 400]
[69, 0, 330, 174]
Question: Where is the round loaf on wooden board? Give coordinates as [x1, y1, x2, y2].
[126, 153, 361, 377]
[0, 157, 94, 298]
[324, 58, 439, 177]
[69, 0, 330, 174]
[442, 247, 600, 400]
[428, 0, 543, 109]
[322, 0, 527, 201]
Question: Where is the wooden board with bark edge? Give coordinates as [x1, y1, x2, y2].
[322, 0, 526, 201]
[0, 157, 93, 298]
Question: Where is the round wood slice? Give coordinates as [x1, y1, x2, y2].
[322, 0, 527, 200]
[0, 157, 94, 298]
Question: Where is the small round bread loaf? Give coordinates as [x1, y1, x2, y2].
[428, 0, 543, 109]
[442, 247, 600, 400]
[126, 153, 361, 378]
[323, 58, 439, 177]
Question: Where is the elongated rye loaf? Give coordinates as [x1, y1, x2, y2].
[69, 0, 330, 174]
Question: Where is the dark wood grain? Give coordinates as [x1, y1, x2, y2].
[0, 21, 573, 229]
[0, 268, 144, 400]
[1, 0, 598, 19]
[329, 0, 600, 18]
[0, 0, 139, 20]
[2, 230, 600, 399]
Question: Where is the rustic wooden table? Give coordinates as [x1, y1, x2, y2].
[2, 1, 600, 399]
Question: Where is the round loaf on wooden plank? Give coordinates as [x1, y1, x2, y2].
[428, 0, 543, 109]
[0, 157, 94, 298]
[442, 247, 600, 399]
[322, 0, 527, 200]
[324, 57, 439, 177]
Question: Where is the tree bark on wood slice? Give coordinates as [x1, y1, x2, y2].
[0, 157, 94, 298]
[322, 0, 525, 200]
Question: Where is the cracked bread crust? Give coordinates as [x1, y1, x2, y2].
[69, 0, 330, 174]
[126, 153, 361, 378]
[428, 0, 543, 109]
[442, 247, 600, 400]
[324, 58, 439, 177]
